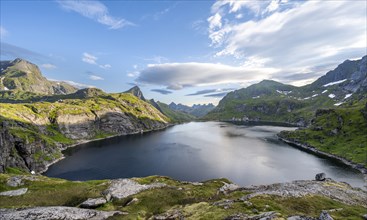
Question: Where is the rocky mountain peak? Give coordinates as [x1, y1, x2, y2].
[125, 86, 146, 101]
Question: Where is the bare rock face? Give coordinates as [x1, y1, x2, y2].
[0, 206, 123, 220]
[219, 182, 240, 194]
[103, 179, 166, 200]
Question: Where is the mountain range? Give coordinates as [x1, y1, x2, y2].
[0, 56, 366, 173]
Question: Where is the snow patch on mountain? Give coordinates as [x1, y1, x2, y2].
[344, 94, 353, 99]
[323, 79, 347, 87]
[328, 94, 336, 99]
[321, 90, 328, 94]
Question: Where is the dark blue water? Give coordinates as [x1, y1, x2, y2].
[45, 122, 365, 188]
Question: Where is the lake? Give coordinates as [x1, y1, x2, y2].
[45, 122, 365, 188]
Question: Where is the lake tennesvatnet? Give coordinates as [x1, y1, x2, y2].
[45, 122, 365, 188]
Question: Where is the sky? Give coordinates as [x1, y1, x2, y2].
[0, 0, 366, 105]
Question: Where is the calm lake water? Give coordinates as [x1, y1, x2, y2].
[45, 122, 366, 188]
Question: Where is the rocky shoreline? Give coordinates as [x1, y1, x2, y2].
[278, 136, 367, 183]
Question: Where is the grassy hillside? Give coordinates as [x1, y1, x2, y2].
[278, 102, 367, 166]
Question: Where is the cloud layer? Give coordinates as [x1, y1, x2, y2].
[136, 62, 276, 90]
[208, 0, 366, 83]
[57, 0, 134, 29]
[151, 89, 172, 95]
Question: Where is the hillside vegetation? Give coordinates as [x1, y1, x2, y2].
[278, 102, 367, 166]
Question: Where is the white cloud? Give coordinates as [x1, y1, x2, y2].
[208, 0, 367, 85]
[89, 75, 104, 80]
[57, 0, 134, 29]
[82, 52, 98, 64]
[82, 52, 110, 69]
[137, 62, 278, 90]
[41, 63, 57, 69]
[99, 64, 111, 69]
[127, 71, 139, 78]
[0, 26, 8, 39]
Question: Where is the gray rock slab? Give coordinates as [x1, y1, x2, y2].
[0, 188, 27, 196]
[80, 197, 107, 209]
[0, 206, 124, 220]
[104, 179, 166, 200]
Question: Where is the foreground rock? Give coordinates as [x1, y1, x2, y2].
[80, 197, 107, 209]
[0, 188, 27, 196]
[239, 179, 367, 206]
[103, 179, 166, 200]
[315, 173, 326, 181]
[0, 206, 123, 220]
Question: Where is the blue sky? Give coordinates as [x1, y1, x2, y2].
[1, 0, 366, 105]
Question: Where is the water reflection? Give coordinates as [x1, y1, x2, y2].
[45, 122, 365, 188]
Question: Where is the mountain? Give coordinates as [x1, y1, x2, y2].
[149, 99, 196, 123]
[0, 58, 77, 95]
[169, 102, 215, 118]
[0, 60, 172, 173]
[124, 85, 146, 101]
[205, 56, 367, 125]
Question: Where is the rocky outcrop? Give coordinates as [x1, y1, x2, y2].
[0, 188, 27, 196]
[238, 179, 367, 206]
[0, 206, 123, 220]
[103, 179, 166, 200]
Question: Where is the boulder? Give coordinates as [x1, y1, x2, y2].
[103, 179, 166, 200]
[6, 176, 23, 187]
[315, 173, 326, 181]
[219, 182, 239, 194]
[0, 188, 27, 196]
[80, 197, 107, 209]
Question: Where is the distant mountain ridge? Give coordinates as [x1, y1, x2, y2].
[0, 58, 77, 95]
[169, 102, 215, 117]
[205, 55, 367, 125]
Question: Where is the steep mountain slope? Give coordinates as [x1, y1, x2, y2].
[205, 56, 367, 125]
[0, 58, 77, 95]
[168, 102, 215, 118]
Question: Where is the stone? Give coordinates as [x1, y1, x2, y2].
[80, 197, 107, 209]
[315, 173, 326, 181]
[153, 210, 184, 220]
[243, 201, 253, 207]
[219, 182, 239, 194]
[0, 188, 27, 196]
[362, 214, 367, 220]
[0, 206, 124, 220]
[319, 211, 333, 220]
[126, 198, 139, 206]
[213, 199, 234, 209]
[103, 179, 166, 200]
[6, 176, 23, 187]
